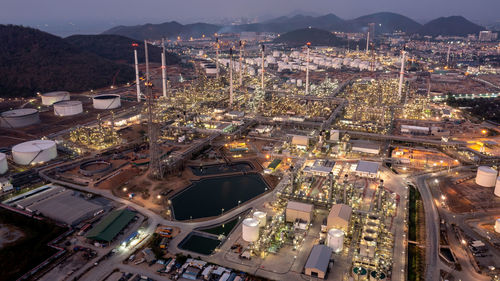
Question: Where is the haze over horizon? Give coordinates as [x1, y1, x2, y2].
[2, 0, 500, 36]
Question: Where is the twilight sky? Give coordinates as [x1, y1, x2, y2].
[2, 0, 500, 36]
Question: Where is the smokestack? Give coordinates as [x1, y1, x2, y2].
[446, 45, 451, 68]
[161, 38, 167, 98]
[144, 40, 150, 82]
[229, 47, 233, 106]
[305, 42, 311, 95]
[133, 43, 141, 102]
[215, 36, 219, 79]
[261, 44, 265, 90]
[398, 50, 406, 101]
[239, 40, 243, 86]
[366, 32, 370, 53]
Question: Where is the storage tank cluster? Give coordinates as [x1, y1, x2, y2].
[0, 153, 7, 174]
[54, 100, 83, 116]
[12, 140, 57, 165]
[242, 218, 259, 242]
[327, 228, 344, 253]
[93, 94, 121, 109]
[40, 91, 70, 105]
[0, 108, 40, 128]
[476, 166, 498, 187]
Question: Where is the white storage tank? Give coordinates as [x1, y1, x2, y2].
[40, 91, 70, 105]
[495, 218, 500, 233]
[327, 228, 344, 253]
[0, 152, 7, 174]
[0, 108, 40, 128]
[253, 211, 267, 227]
[242, 218, 259, 242]
[297, 79, 303, 87]
[495, 177, 500, 197]
[12, 140, 57, 165]
[93, 94, 121, 110]
[54, 100, 83, 116]
[476, 166, 498, 187]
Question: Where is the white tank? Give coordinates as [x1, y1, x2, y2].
[242, 218, 259, 242]
[41, 91, 70, 105]
[1, 108, 40, 128]
[327, 228, 344, 253]
[253, 211, 266, 227]
[54, 100, 83, 116]
[476, 166, 498, 187]
[495, 177, 500, 197]
[0, 153, 7, 174]
[495, 218, 500, 233]
[297, 79, 303, 87]
[93, 94, 121, 110]
[12, 140, 57, 165]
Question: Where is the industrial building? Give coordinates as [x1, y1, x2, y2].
[304, 244, 332, 279]
[303, 159, 335, 177]
[327, 204, 352, 232]
[291, 135, 310, 150]
[351, 140, 380, 155]
[40, 91, 70, 105]
[11, 184, 105, 226]
[0, 108, 40, 128]
[86, 208, 136, 243]
[12, 140, 57, 165]
[286, 201, 313, 223]
[354, 161, 380, 178]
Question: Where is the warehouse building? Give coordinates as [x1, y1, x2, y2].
[350, 140, 380, 155]
[354, 161, 380, 178]
[304, 244, 332, 279]
[286, 201, 313, 223]
[86, 208, 136, 243]
[327, 204, 352, 232]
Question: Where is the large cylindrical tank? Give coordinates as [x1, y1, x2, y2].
[242, 218, 259, 242]
[53, 100, 83, 116]
[327, 228, 344, 253]
[495, 177, 500, 197]
[352, 267, 368, 281]
[253, 211, 267, 227]
[369, 271, 386, 281]
[0, 109, 40, 128]
[476, 166, 498, 187]
[495, 218, 500, 233]
[12, 140, 57, 165]
[93, 94, 121, 109]
[41, 91, 70, 105]
[0, 152, 7, 174]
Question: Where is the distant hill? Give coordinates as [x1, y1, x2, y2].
[102, 21, 220, 41]
[0, 25, 135, 97]
[417, 16, 484, 37]
[64, 34, 180, 65]
[274, 28, 346, 47]
[347, 12, 422, 34]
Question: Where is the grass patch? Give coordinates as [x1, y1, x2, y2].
[0, 207, 67, 281]
[407, 186, 425, 281]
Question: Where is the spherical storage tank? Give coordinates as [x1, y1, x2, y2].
[327, 228, 344, 253]
[0, 153, 7, 174]
[495, 177, 500, 197]
[54, 101, 83, 116]
[93, 94, 121, 110]
[0, 108, 40, 128]
[40, 91, 70, 105]
[475, 166, 498, 187]
[495, 218, 500, 233]
[253, 211, 267, 227]
[242, 218, 259, 242]
[12, 140, 57, 165]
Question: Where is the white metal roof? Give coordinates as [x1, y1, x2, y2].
[328, 204, 352, 221]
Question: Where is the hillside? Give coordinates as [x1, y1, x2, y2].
[64, 34, 180, 64]
[417, 16, 484, 37]
[274, 28, 346, 47]
[0, 25, 135, 97]
[102, 21, 220, 41]
[347, 12, 422, 33]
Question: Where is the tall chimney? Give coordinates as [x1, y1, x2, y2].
[398, 50, 406, 101]
[239, 40, 243, 86]
[305, 42, 311, 95]
[366, 31, 370, 53]
[161, 38, 167, 98]
[229, 47, 234, 106]
[144, 40, 150, 82]
[133, 43, 141, 102]
[215, 36, 219, 79]
[261, 44, 265, 90]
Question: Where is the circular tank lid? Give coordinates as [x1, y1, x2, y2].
[94, 94, 120, 100]
[42, 91, 69, 97]
[254, 211, 266, 218]
[328, 228, 344, 237]
[370, 271, 386, 279]
[353, 267, 367, 275]
[1, 108, 38, 117]
[54, 100, 82, 107]
[243, 218, 259, 227]
[478, 166, 497, 174]
[13, 140, 56, 153]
